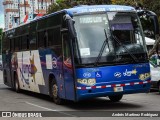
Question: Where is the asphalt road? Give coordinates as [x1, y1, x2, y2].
[0, 71, 160, 120]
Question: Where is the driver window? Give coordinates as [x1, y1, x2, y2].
[63, 34, 72, 68]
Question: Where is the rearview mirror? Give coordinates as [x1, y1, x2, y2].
[149, 15, 159, 36]
[137, 10, 159, 39]
[64, 14, 77, 39]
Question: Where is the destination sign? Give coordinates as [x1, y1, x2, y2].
[80, 17, 103, 24]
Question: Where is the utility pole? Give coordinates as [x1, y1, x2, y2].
[37, 0, 39, 14]
[41, 0, 43, 9]
[45, 0, 47, 13]
[32, 0, 35, 14]
[18, 0, 20, 25]
[24, 0, 26, 15]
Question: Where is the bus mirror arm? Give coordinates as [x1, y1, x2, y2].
[137, 10, 159, 36]
[64, 14, 77, 39]
[150, 15, 159, 36]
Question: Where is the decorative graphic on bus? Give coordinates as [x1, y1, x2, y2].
[139, 73, 150, 81]
[114, 72, 122, 78]
[29, 55, 37, 83]
[83, 72, 91, 78]
[52, 57, 57, 68]
[123, 69, 137, 76]
[11, 53, 18, 68]
[63, 57, 72, 69]
[19, 68, 29, 85]
[19, 54, 37, 85]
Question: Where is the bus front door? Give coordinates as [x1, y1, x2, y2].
[62, 33, 75, 101]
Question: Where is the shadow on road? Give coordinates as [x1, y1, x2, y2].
[2, 86, 145, 110]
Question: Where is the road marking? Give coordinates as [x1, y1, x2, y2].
[25, 101, 57, 111]
[25, 101, 76, 117]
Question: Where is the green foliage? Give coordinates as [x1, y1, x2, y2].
[111, 0, 143, 7]
[143, 0, 160, 23]
[47, 0, 71, 14]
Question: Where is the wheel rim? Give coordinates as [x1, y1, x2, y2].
[52, 84, 58, 98]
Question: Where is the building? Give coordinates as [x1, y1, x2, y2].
[3, 0, 54, 30]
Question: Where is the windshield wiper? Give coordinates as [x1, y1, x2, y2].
[112, 35, 138, 63]
[94, 29, 110, 66]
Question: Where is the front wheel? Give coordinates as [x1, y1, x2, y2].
[108, 95, 123, 102]
[50, 80, 64, 105]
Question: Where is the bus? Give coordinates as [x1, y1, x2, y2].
[2, 5, 152, 104]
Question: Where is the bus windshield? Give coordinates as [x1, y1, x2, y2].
[73, 12, 148, 66]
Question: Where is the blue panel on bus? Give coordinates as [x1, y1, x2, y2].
[76, 63, 150, 80]
[75, 63, 150, 100]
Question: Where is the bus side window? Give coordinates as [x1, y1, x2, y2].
[48, 29, 54, 46]
[38, 31, 47, 48]
[29, 32, 37, 50]
[10, 39, 14, 52]
[47, 27, 61, 47]
[14, 37, 21, 51]
[21, 35, 29, 50]
[54, 28, 61, 45]
[2, 37, 10, 53]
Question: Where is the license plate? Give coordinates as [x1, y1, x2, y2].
[114, 87, 123, 92]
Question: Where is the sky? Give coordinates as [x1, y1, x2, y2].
[0, 0, 4, 28]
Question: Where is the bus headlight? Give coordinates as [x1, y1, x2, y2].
[77, 78, 96, 86]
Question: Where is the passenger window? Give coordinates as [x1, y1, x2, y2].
[21, 35, 29, 50]
[14, 37, 21, 51]
[54, 28, 61, 45]
[48, 27, 61, 47]
[38, 31, 47, 48]
[48, 29, 54, 46]
[10, 39, 14, 52]
[29, 32, 37, 50]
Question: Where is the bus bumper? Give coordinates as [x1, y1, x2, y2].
[76, 80, 150, 101]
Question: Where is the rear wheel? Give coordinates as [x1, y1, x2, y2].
[14, 74, 20, 93]
[158, 82, 160, 94]
[50, 80, 64, 105]
[108, 95, 123, 102]
[3, 70, 7, 84]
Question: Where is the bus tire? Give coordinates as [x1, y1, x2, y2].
[14, 74, 20, 93]
[50, 79, 64, 105]
[108, 94, 123, 102]
[158, 82, 160, 94]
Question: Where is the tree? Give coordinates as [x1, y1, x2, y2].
[111, 0, 143, 6]
[143, 0, 160, 23]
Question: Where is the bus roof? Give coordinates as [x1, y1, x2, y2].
[34, 5, 136, 23]
[65, 5, 135, 16]
[4, 5, 135, 32]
